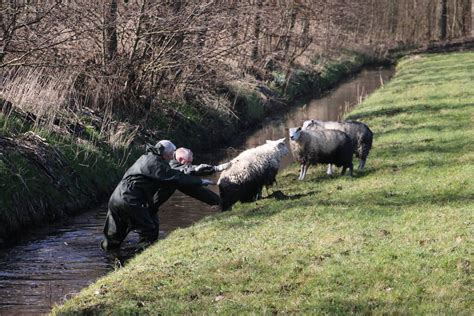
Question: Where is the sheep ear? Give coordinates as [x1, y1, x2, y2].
[277, 137, 286, 143]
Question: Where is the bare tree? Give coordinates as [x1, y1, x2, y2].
[0, 1, 66, 67]
[251, 0, 263, 61]
[462, 0, 472, 35]
[440, 0, 448, 39]
[1, 0, 472, 128]
[103, 0, 118, 64]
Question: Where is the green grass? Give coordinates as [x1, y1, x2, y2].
[53, 52, 473, 314]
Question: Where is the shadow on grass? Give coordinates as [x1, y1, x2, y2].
[350, 168, 378, 179]
[347, 102, 472, 121]
[377, 137, 472, 158]
[395, 63, 474, 78]
[316, 190, 473, 212]
[392, 73, 473, 87]
[264, 189, 320, 201]
[286, 167, 378, 181]
[377, 124, 464, 137]
[210, 189, 322, 230]
[306, 297, 409, 315]
[348, 107, 404, 120]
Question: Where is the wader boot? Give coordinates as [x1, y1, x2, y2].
[101, 199, 129, 251]
[102, 190, 160, 251]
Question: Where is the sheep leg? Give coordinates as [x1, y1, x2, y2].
[299, 163, 308, 180]
[265, 185, 273, 198]
[341, 166, 347, 176]
[326, 164, 333, 175]
[302, 164, 309, 180]
[358, 159, 366, 170]
[348, 163, 353, 177]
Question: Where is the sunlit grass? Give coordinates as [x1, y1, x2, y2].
[53, 52, 474, 315]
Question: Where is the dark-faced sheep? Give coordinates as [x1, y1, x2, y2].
[218, 138, 289, 211]
[289, 127, 353, 180]
[303, 119, 373, 170]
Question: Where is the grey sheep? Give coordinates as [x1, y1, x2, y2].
[289, 127, 353, 180]
[302, 119, 373, 170]
[218, 138, 289, 211]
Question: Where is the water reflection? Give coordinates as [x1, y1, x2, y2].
[0, 67, 393, 314]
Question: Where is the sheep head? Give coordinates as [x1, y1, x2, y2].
[302, 119, 323, 130]
[266, 138, 289, 157]
[289, 127, 302, 141]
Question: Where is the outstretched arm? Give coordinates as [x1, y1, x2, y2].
[171, 161, 230, 176]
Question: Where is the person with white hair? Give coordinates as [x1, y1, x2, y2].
[101, 140, 214, 251]
[172, 147, 230, 176]
[152, 147, 230, 209]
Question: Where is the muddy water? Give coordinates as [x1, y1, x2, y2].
[0, 67, 393, 315]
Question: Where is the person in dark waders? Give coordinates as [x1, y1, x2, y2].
[152, 147, 230, 209]
[101, 140, 215, 251]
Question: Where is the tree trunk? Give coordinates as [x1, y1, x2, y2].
[440, 0, 448, 39]
[427, 0, 436, 40]
[0, 0, 5, 64]
[0, 1, 21, 66]
[284, 5, 297, 59]
[230, 0, 239, 40]
[103, 0, 118, 64]
[251, 0, 263, 61]
[388, 0, 398, 36]
[462, 0, 472, 35]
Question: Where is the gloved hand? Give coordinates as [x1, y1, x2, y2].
[214, 162, 231, 172]
[195, 164, 213, 172]
[201, 179, 215, 186]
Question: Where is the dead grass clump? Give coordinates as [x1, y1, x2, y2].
[0, 68, 77, 131]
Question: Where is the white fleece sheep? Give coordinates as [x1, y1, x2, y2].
[218, 138, 289, 211]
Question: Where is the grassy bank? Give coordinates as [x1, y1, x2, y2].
[0, 52, 380, 243]
[53, 51, 473, 314]
[0, 115, 126, 242]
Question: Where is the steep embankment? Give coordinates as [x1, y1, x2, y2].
[53, 51, 473, 314]
[0, 52, 380, 243]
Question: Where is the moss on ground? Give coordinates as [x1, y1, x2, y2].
[53, 52, 473, 314]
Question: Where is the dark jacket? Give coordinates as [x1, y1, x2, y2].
[111, 146, 203, 208]
[168, 159, 216, 176]
[151, 160, 219, 209]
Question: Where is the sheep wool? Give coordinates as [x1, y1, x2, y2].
[303, 119, 373, 170]
[218, 138, 289, 211]
[289, 127, 353, 180]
